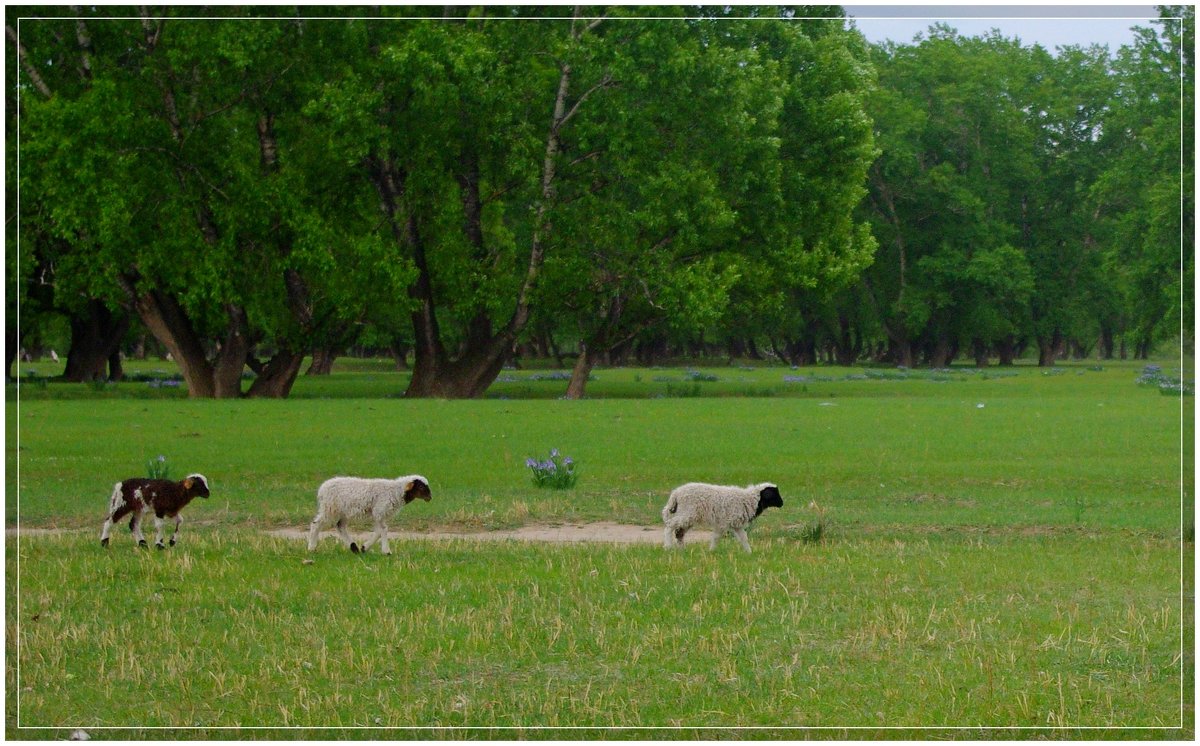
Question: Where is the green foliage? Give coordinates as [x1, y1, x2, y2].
[1090, 8, 1194, 353]
[9, 11, 1191, 393]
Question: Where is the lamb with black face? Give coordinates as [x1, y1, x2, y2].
[662, 481, 783, 554]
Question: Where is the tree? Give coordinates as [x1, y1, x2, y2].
[540, 10, 782, 398]
[14, 8, 413, 396]
[1091, 6, 1194, 358]
[307, 9, 584, 398]
[733, 10, 879, 368]
[859, 28, 1115, 367]
[7, 9, 132, 382]
[1020, 43, 1117, 365]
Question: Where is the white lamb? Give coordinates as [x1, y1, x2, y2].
[307, 475, 431, 554]
[662, 481, 783, 553]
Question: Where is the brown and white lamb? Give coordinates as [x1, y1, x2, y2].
[100, 474, 211, 549]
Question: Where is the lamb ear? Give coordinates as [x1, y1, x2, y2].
[183, 478, 194, 490]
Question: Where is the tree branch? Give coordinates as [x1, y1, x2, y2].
[584, 15, 607, 34]
[557, 73, 614, 132]
[138, 6, 162, 52]
[608, 315, 662, 352]
[6, 25, 53, 99]
[566, 149, 604, 168]
[69, 9, 93, 82]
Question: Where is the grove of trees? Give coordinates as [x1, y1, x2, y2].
[6, 5, 1192, 398]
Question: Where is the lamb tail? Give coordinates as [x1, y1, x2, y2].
[107, 482, 124, 513]
[661, 494, 678, 521]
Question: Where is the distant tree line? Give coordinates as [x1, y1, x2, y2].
[6, 5, 1192, 398]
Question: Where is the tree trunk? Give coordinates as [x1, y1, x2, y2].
[5, 326, 18, 381]
[767, 336, 788, 363]
[971, 338, 989, 368]
[786, 337, 816, 367]
[119, 274, 252, 398]
[544, 329, 565, 368]
[929, 334, 953, 368]
[245, 349, 305, 398]
[889, 338, 914, 368]
[564, 343, 594, 400]
[727, 338, 746, 362]
[746, 338, 763, 360]
[123, 284, 216, 397]
[1098, 326, 1115, 360]
[406, 350, 513, 398]
[833, 314, 857, 366]
[63, 300, 129, 382]
[1037, 329, 1063, 367]
[1135, 335, 1152, 360]
[108, 350, 124, 381]
[213, 304, 250, 398]
[388, 339, 410, 370]
[307, 348, 338, 375]
[996, 335, 1017, 366]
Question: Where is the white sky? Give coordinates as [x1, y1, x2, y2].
[842, 4, 1162, 52]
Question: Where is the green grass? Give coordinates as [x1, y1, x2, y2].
[5, 357, 1193, 738]
[11, 355, 1194, 401]
[7, 360, 1189, 534]
[7, 531, 1188, 737]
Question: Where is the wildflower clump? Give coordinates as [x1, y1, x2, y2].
[147, 454, 169, 480]
[1136, 365, 1193, 396]
[525, 449, 578, 489]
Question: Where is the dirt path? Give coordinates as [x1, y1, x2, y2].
[4, 527, 80, 537]
[6, 522, 713, 546]
[269, 521, 712, 546]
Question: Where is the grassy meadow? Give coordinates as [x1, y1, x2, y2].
[4, 357, 1194, 738]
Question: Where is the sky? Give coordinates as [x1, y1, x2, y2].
[842, 4, 1163, 53]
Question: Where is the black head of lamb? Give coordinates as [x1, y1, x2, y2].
[755, 484, 783, 517]
[404, 477, 432, 503]
[184, 474, 211, 498]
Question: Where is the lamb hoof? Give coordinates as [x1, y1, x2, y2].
[100, 538, 109, 548]
[137, 540, 148, 548]
[169, 538, 176, 546]
[156, 543, 165, 551]
[350, 542, 360, 554]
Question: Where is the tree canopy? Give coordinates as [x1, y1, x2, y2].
[7, 6, 1192, 396]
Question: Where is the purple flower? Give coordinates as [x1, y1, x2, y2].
[563, 456, 573, 466]
[551, 448, 560, 459]
[525, 458, 537, 468]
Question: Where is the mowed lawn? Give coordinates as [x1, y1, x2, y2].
[4, 359, 1194, 738]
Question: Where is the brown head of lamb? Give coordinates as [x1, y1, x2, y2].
[100, 474, 210, 548]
